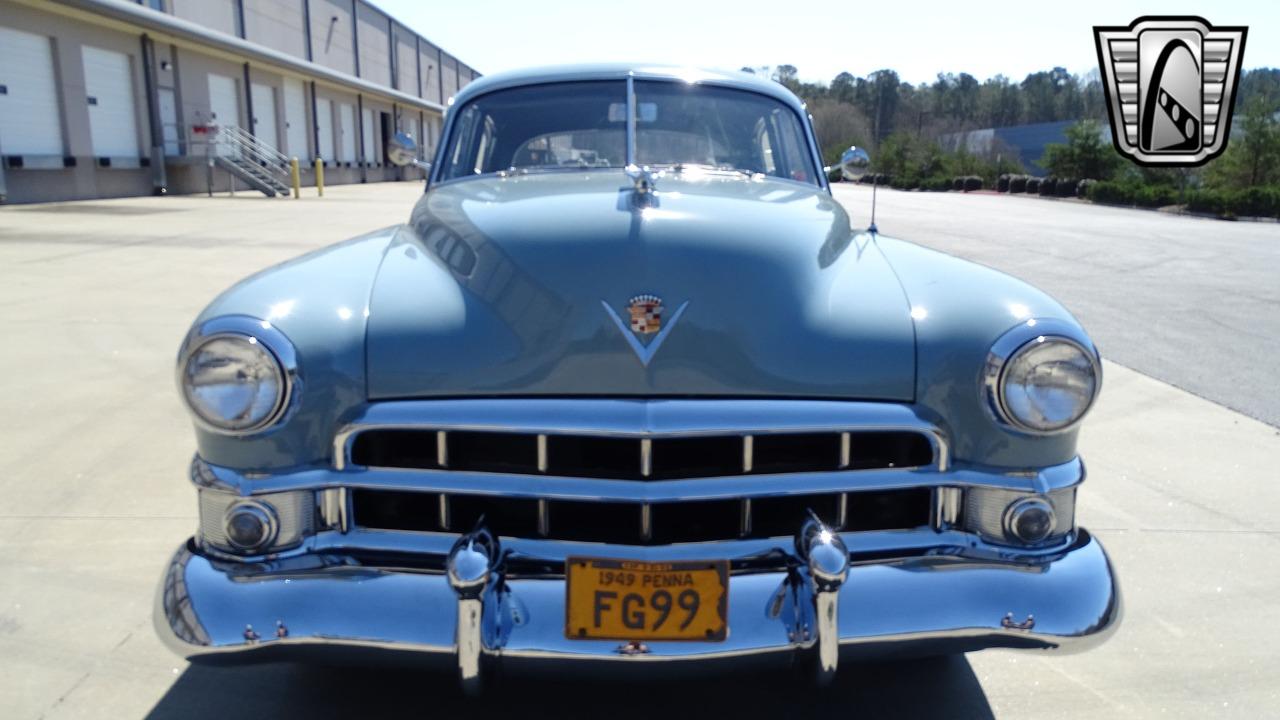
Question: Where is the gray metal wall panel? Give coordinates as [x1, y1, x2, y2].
[441, 52, 457, 104]
[391, 24, 417, 94]
[243, 0, 307, 60]
[308, 0, 355, 76]
[418, 40, 441, 104]
[170, 0, 239, 37]
[355, 2, 390, 86]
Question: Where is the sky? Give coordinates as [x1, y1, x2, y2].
[373, 0, 1277, 87]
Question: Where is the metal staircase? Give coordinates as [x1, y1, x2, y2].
[207, 124, 293, 197]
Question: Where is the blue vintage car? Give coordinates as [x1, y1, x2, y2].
[156, 65, 1120, 690]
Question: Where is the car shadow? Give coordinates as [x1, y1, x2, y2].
[146, 655, 993, 719]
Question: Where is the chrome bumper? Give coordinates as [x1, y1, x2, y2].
[155, 524, 1120, 690]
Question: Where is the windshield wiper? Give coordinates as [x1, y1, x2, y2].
[662, 163, 763, 179]
[499, 165, 606, 177]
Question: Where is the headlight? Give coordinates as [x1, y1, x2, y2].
[985, 321, 1101, 434]
[178, 317, 297, 435]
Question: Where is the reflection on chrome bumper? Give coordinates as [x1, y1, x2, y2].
[155, 527, 1121, 688]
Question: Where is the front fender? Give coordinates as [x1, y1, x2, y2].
[187, 226, 403, 471]
[876, 235, 1090, 468]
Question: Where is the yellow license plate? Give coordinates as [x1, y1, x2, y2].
[565, 558, 729, 642]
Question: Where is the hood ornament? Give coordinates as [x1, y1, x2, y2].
[625, 164, 659, 208]
[601, 294, 689, 367]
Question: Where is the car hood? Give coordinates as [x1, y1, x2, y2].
[366, 171, 915, 400]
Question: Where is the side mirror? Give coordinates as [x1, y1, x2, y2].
[387, 131, 423, 168]
[840, 146, 871, 170]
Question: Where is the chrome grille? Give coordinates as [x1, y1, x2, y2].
[350, 487, 934, 545]
[348, 429, 935, 480]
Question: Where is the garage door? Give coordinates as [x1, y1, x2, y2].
[0, 26, 63, 155]
[81, 46, 141, 158]
[315, 97, 334, 161]
[207, 74, 239, 127]
[158, 87, 180, 156]
[361, 106, 376, 164]
[338, 103, 355, 163]
[283, 78, 308, 159]
[207, 74, 239, 156]
[250, 82, 278, 149]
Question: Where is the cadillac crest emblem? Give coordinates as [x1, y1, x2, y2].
[628, 294, 663, 335]
[600, 294, 689, 367]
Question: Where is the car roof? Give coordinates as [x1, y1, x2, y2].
[449, 64, 808, 115]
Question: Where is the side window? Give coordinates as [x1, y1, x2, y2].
[754, 118, 776, 175]
[772, 109, 811, 183]
[446, 105, 478, 178]
[472, 116, 496, 175]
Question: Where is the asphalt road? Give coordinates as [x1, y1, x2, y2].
[1, 183, 1277, 719]
[831, 184, 1280, 427]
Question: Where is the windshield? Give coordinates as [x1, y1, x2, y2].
[438, 79, 818, 185]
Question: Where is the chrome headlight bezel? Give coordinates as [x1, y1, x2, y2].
[177, 315, 300, 436]
[982, 318, 1102, 436]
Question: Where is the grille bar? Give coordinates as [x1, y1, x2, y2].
[349, 429, 935, 480]
[350, 487, 933, 545]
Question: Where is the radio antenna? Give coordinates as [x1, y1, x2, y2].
[868, 173, 879, 234]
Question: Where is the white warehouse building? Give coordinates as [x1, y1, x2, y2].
[0, 0, 478, 203]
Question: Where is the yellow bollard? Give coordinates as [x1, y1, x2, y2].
[314, 158, 325, 197]
[290, 157, 301, 199]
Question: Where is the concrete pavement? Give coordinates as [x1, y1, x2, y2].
[831, 183, 1280, 427]
[1, 182, 1277, 718]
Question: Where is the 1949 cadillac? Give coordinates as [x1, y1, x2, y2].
[155, 65, 1120, 691]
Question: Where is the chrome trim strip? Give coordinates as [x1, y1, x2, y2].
[739, 498, 752, 537]
[536, 499, 549, 537]
[311, 526, 1036, 564]
[639, 438, 653, 478]
[196, 456, 1084, 502]
[742, 435, 754, 473]
[625, 74, 637, 167]
[839, 432, 851, 469]
[319, 488, 349, 533]
[439, 494, 451, 531]
[331, 399, 952, 475]
[536, 434, 548, 473]
[837, 493, 848, 529]
[639, 503, 652, 541]
[437, 430, 449, 468]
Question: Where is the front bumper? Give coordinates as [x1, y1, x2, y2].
[155, 526, 1121, 687]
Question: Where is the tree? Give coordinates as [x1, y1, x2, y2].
[865, 69, 900, 141]
[1236, 68, 1280, 111]
[1205, 97, 1280, 189]
[773, 64, 799, 91]
[977, 75, 1023, 127]
[831, 72, 856, 104]
[809, 98, 871, 164]
[1039, 119, 1121, 180]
